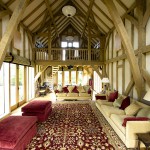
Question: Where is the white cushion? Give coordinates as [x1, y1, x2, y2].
[79, 93, 90, 97]
[67, 86, 75, 93]
[67, 93, 78, 97]
[101, 105, 125, 117]
[77, 86, 85, 93]
[125, 102, 141, 116]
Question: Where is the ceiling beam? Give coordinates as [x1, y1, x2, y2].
[103, 0, 144, 99]
[142, 2, 150, 27]
[81, 0, 95, 38]
[0, 0, 29, 69]
[44, 0, 59, 37]
[0, 10, 10, 19]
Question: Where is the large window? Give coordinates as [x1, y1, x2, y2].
[78, 71, 83, 85]
[10, 64, 17, 106]
[58, 71, 62, 85]
[19, 65, 24, 102]
[0, 63, 9, 117]
[71, 71, 76, 85]
[64, 71, 69, 85]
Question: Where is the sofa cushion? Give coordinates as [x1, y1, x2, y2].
[57, 85, 63, 92]
[108, 91, 118, 102]
[77, 86, 85, 93]
[79, 93, 91, 97]
[96, 100, 113, 106]
[136, 108, 150, 118]
[56, 93, 67, 97]
[120, 96, 130, 110]
[122, 117, 149, 127]
[125, 102, 141, 116]
[72, 86, 79, 93]
[67, 93, 78, 97]
[101, 105, 125, 117]
[83, 85, 90, 92]
[110, 114, 129, 134]
[67, 86, 75, 93]
[113, 96, 124, 107]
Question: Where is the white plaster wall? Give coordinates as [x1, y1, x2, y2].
[125, 59, 131, 90]
[125, 19, 132, 42]
[146, 18, 150, 45]
[109, 64, 111, 85]
[109, 34, 112, 59]
[25, 33, 29, 59]
[133, 86, 138, 100]
[113, 62, 116, 90]
[133, 27, 138, 50]
[118, 68, 122, 94]
[113, 30, 117, 58]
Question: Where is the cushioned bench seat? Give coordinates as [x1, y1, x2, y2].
[0, 116, 37, 150]
[22, 100, 52, 122]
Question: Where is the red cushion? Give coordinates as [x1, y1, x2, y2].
[95, 96, 106, 100]
[0, 116, 37, 149]
[21, 100, 52, 113]
[63, 87, 69, 93]
[72, 86, 79, 93]
[55, 90, 60, 93]
[119, 96, 130, 110]
[108, 91, 118, 102]
[122, 117, 149, 127]
[88, 88, 91, 94]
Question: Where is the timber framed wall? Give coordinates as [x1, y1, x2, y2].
[105, 1, 150, 100]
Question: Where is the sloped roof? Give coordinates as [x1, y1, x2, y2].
[1, 0, 136, 47]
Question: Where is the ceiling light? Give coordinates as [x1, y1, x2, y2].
[66, 36, 74, 41]
[62, 5, 76, 17]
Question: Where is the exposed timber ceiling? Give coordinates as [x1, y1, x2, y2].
[1, 0, 136, 48]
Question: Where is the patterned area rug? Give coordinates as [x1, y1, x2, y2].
[26, 101, 127, 150]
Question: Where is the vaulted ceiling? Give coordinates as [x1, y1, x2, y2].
[1, 0, 136, 47]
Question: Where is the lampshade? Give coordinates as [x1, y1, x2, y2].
[66, 36, 74, 41]
[62, 5, 76, 17]
[101, 77, 109, 83]
[143, 89, 150, 101]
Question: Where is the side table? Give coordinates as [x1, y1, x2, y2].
[137, 133, 150, 150]
[95, 93, 106, 100]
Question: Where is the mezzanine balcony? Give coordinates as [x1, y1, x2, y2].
[34, 48, 104, 66]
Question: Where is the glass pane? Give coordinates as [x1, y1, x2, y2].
[29, 67, 35, 100]
[73, 42, 79, 48]
[0, 64, 5, 116]
[58, 71, 62, 85]
[71, 71, 76, 85]
[10, 64, 16, 106]
[64, 71, 69, 85]
[78, 71, 83, 85]
[68, 42, 72, 47]
[61, 42, 67, 48]
[19, 65, 24, 101]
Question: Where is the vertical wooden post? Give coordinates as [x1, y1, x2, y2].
[48, 24, 51, 60]
[0, 0, 29, 69]
[88, 23, 91, 61]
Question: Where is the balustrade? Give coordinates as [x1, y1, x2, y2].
[34, 48, 101, 61]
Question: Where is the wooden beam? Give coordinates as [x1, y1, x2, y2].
[91, 65, 102, 79]
[0, 10, 10, 18]
[116, 0, 128, 11]
[142, 2, 150, 27]
[142, 68, 150, 87]
[81, 0, 95, 38]
[124, 14, 138, 28]
[103, 0, 143, 98]
[44, 0, 59, 37]
[0, 0, 29, 69]
[34, 65, 48, 82]
[124, 79, 135, 96]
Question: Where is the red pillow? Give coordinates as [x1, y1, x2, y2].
[62, 87, 69, 93]
[122, 117, 149, 127]
[55, 90, 60, 93]
[108, 91, 118, 102]
[88, 88, 91, 94]
[72, 86, 79, 93]
[119, 96, 130, 110]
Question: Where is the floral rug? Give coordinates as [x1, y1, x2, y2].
[26, 101, 127, 150]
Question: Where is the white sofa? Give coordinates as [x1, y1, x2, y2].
[55, 85, 92, 101]
[95, 97, 150, 149]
